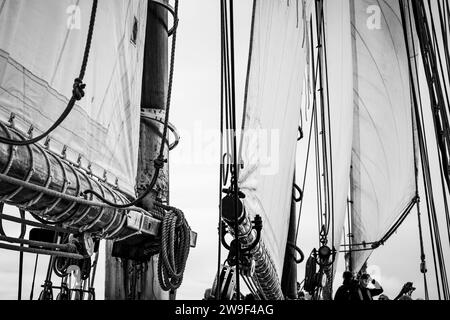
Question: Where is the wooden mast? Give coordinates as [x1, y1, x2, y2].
[281, 179, 298, 299]
[105, 0, 169, 300]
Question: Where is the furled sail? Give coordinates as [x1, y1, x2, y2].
[0, 0, 147, 195]
[349, 0, 416, 272]
[238, 0, 306, 278]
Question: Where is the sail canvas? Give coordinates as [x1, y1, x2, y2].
[323, 0, 354, 270]
[350, 0, 416, 272]
[238, 0, 306, 276]
[0, 0, 147, 194]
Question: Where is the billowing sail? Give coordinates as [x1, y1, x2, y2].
[238, 0, 306, 277]
[323, 0, 354, 269]
[350, 0, 416, 272]
[0, 0, 146, 195]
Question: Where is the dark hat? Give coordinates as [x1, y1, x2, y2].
[343, 271, 353, 280]
[403, 282, 416, 291]
[360, 273, 370, 280]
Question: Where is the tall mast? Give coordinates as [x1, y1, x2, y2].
[281, 191, 299, 299]
[347, 165, 354, 273]
[105, 0, 169, 300]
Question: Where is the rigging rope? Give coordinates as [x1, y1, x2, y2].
[410, 0, 450, 299]
[0, 0, 98, 146]
[294, 30, 323, 245]
[402, 0, 431, 299]
[433, 0, 450, 249]
[320, 1, 335, 254]
[315, 0, 332, 243]
[219, 0, 242, 299]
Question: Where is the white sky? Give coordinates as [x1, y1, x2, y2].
[1, 0, 449, 301]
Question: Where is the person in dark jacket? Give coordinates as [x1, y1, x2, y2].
[352, 273, 384, 301]
[334, 271, 357, 301]
[394, 282, 416, 300]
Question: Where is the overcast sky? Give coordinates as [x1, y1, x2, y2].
[1, 0, 449, 301]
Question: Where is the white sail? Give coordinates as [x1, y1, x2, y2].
[238, 0, 306, 277]
[0, 0, 146, 194]
[350, 0, 416, 272]
[323, 0, 354, 267]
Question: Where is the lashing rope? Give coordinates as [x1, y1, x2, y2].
[0, 0, 98, 146]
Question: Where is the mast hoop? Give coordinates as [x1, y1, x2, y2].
[149, 0, 179, 36]
[141, 110, 180, 150]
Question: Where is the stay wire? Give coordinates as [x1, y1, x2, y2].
[436, 1, 450, 93]
[309, 17, 323, 246]
[315, 0, 331, 241]
[418, 1, 450, 298]
[428, 0, 450, 144]
[402, 0, 429, 299]
[294, 91, 317, 244]
[219, 0, 241, 300]
[0, 0, 98, 146]
[295, 22, 322, 244]
[29, 254, 39, 300]
[421, 1, 450, 196]
[320, 0, 335, 250]
[411, 0, 449, 299]
[216, 0, 226, 299]
[18, 209, 26, 300]
[227, 0, 241, 300]
[402, 0, 436, 299]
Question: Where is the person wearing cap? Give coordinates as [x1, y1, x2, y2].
[394, 282, 416, 300]
[334, 271, 357, 301]
[351, 273, 384, 301]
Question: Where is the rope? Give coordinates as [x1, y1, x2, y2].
[216, 0, 227, 299]
[29, 254, 39, 300]
[411, 0, 450, 299]
[0, 0, 98, 146]
[320, 0, 335, 255]
[294, 61, 319, 244]
[0, 213, 77, 234]
[18, 209, 26, 300]
[432, 0, 450, 249]
[156, 204, 191, 291]
[402, 0, 432, 299]
[0, 242, 83, 259]
[82, 0, 179, 209]
[0, 234, 74, 251]
[219, 0, 242, 299]
[287, 242, 305, 264]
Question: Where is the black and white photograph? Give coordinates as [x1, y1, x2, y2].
[0, 0, 449, 315]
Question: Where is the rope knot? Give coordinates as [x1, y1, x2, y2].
[154, 157, 167, 170]
[73, 78, 86, 101]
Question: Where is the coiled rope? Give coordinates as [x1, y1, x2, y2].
[0, 0, 98, 146]
[156, 204, 191, 291]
